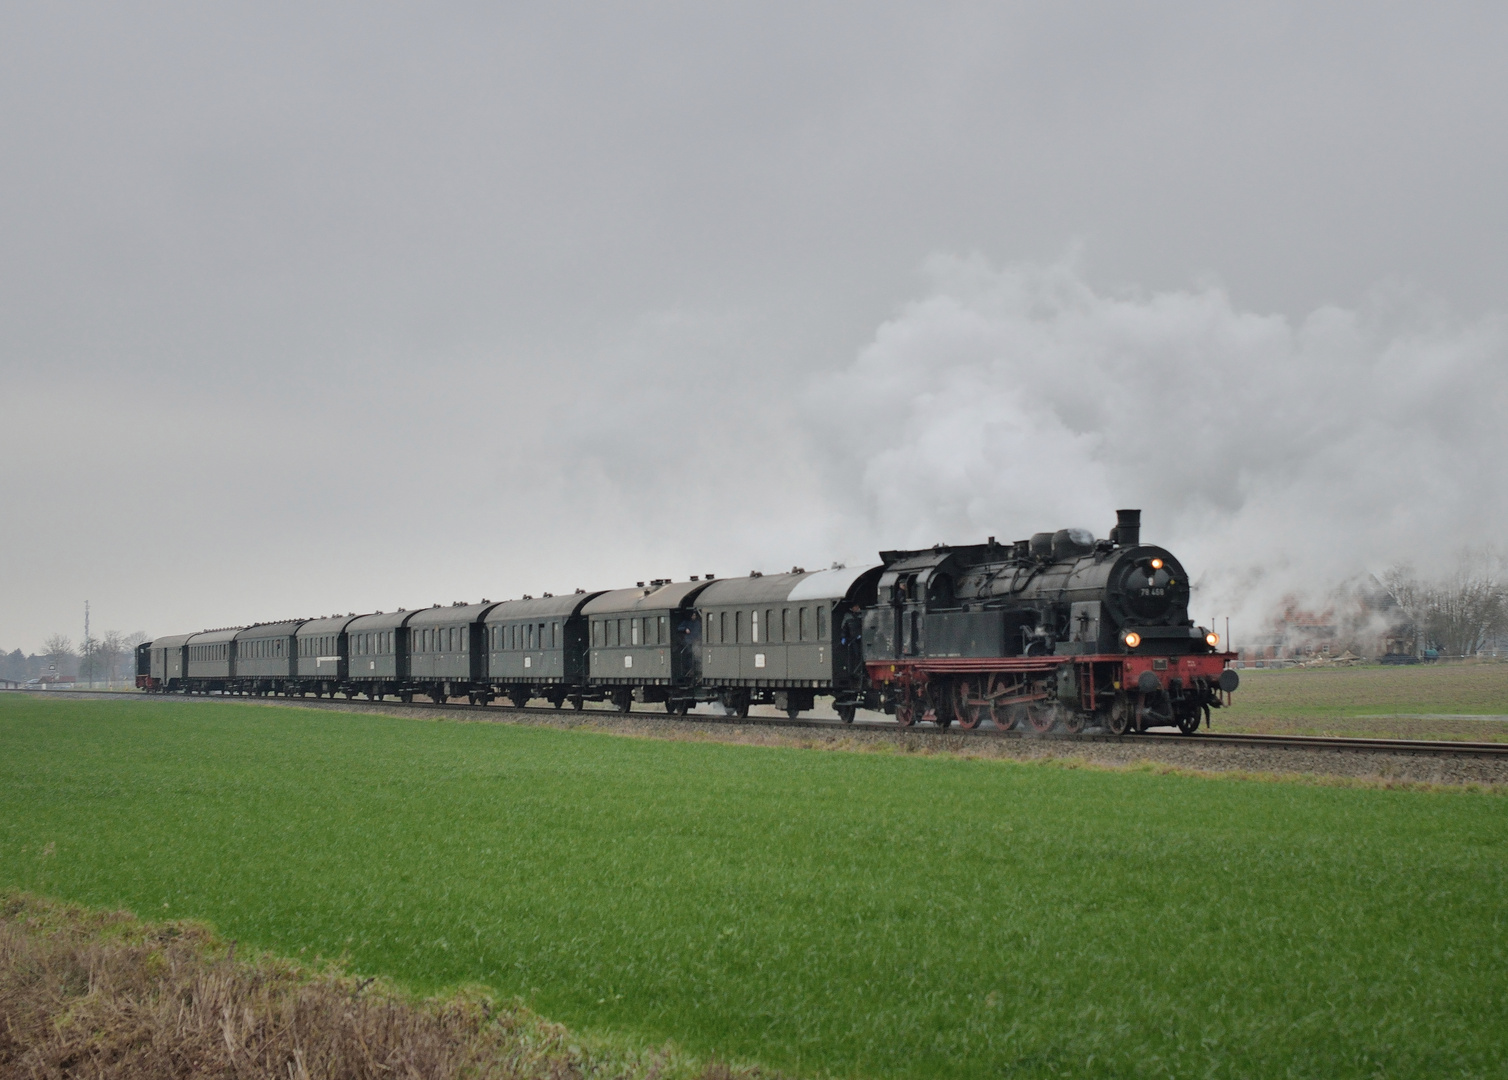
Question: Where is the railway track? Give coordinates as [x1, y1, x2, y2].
[9, 687, 1508, 758]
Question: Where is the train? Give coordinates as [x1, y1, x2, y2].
[135, 509, 1238, 734]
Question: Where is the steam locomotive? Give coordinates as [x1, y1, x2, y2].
[136, 509, 1237, 734]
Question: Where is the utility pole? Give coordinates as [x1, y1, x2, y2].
[83, 600, 91, 689]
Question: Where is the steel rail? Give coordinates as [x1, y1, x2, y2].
[7, 687, 1508, 757]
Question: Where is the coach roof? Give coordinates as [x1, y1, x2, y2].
[147, 633, 194, 650]
[295, 614, 365, 639]
[234, 620, 307, 641]
[186, 628, 241, 646]
[486, 593, 603, 622]
[696, 572, 807, 606]
[785, 564, 883, 601]
[345, 610, 415, 633]
[582, 580, 711, 616]
[407, 602, 502, 627]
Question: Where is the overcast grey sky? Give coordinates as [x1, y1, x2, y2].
[3, 2, 1507, 651]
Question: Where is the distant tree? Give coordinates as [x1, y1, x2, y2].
[97, 631, 126, 687]
[43, 634, 75, 676]
[1, 648, 24, 682]
[123, 631, 149, 684]
[1385, 551, 1506, 657]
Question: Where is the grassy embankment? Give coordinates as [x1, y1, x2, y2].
[1214, 660, 1508, 741]
[1, 694, 1504, 1078]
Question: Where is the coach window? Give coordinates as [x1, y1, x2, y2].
[798, 607, 809, 641]
[752, 610, 760, 643]
[551, 622, 559, 648]
[772, 610, 781, 642]
[592, 620, 602, 647]
[817, 606, 828, 640]
[718, 611, 727, 644]
[631, 618, 641, 646]
[657, 615, 667, 644]
[735, 611, 743, 643]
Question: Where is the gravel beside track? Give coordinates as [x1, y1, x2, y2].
[11, 688, 1508, 788]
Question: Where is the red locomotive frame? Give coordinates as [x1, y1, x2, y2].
[867, 650, 1236, 732]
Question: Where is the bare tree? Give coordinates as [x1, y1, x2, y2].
[123, 631, 149, 686]
[1385, 550, 1507, 657]
[42, 634, 75, 678]
[97, 631, 126, 688]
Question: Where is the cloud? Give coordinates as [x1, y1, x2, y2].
[808, 254, 1508, 628]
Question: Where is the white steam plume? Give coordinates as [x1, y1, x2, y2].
[809, 255, 1508, 631]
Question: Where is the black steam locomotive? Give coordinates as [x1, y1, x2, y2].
[137, 509, 1236, 734]
[862, 509, 1236, 733]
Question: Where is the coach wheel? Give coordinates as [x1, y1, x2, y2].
[432, 686, 447, 704]
[509, 690, 529, 709]
[727, 691, 750, 718]
[399, 691, 413, 703]
[786, 703, 802, 719]
[676, 699, 691, 716]
[571, 695, 584, 711]
[1025, 701, 1058, 733]
[837, 703, 857, 724]
[552, 696, 565, 710]
[615, 690, 633, 713]
[953, 679, 989, 730]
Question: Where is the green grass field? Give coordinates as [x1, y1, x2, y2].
[1, 694, 1505, 1078]
[1215, 661, 1508, 741]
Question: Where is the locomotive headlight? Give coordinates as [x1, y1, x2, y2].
[1123, 631, 1142, 648]
[1150, 558, 1164, 570]
[1206, 632, 1220, 647]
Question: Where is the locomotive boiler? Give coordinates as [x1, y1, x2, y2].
[860, 510, 1237, 732]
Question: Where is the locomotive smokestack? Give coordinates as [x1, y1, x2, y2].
[1113, 508, 1141, 547]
